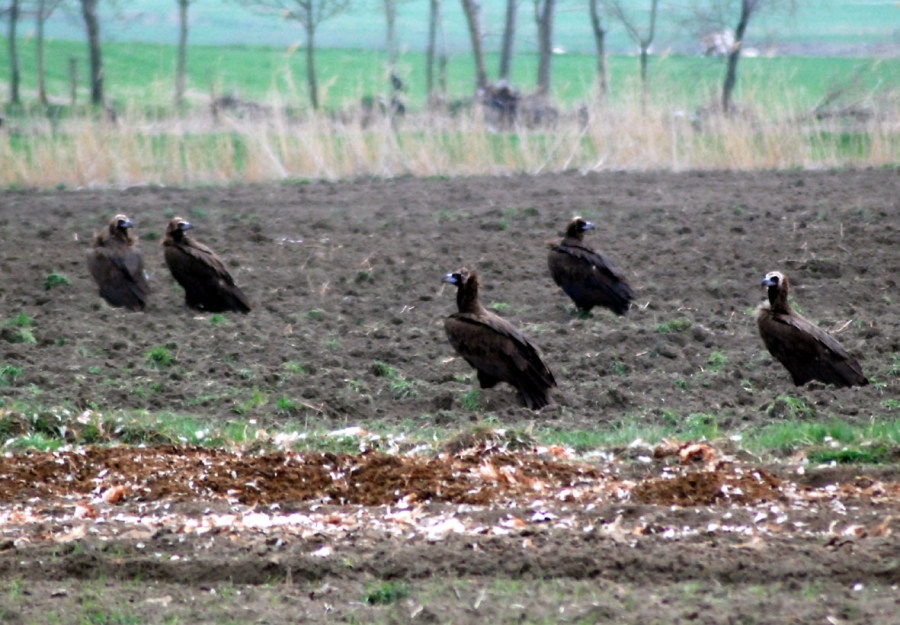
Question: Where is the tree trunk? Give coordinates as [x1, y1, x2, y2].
[175, 0, 189, 108]
[460, 0, 488, 91]
[305, 19, 319, 110]
[589, 0, 607, 101]
[638, 0, 659, 111]
[723, 0, 754, 114]
[498, 0, 516, 81]
[535, 0, 555, 96]
[426, 0, 438, 97]
[36, 0, 48, 104]
[81, 0, 103, 106]
[7, 0, 20, 105]
[384, 0, 396, 69]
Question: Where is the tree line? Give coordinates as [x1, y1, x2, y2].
[2, 0, 788, 115]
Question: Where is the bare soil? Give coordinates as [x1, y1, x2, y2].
[1, 169, 900, 622]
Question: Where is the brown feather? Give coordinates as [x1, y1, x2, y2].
[86, 214, 150, 311]
[163, 217, 251, 313]
[442, 268, 556, 410]
[756, 271, 867, 388]
[548, 216, 633, 315]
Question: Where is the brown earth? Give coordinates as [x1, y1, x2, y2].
[1, 169, 900, 622]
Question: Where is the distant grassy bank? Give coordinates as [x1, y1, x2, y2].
[1, 37, 898, 111]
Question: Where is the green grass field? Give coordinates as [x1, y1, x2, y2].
[1, 36, 898, 112]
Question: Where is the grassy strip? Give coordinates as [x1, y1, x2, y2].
[2, 401, 900, 465]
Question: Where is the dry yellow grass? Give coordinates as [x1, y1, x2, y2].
[1, 96, 897, 188]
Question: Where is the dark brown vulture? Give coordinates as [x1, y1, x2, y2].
[163, 217, 251, 313]
[442, 268, 557, 410]
[86, 214, 150, 311]
[548, 216, 633, 316]
[757, 271, 868, 388]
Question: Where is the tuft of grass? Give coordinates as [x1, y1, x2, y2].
[209, 314, 226, 325]
[275, 396, 301, 415]
[282, 361, 306, 375]
[145, 346, 174, 369]
[459, 389, 481, 411]
[655, 318, 691, 333]
[706, 351, 727, 373]
[489, 302, 510, 312]
[0, 364, 23, 387]
[365, 581, 410, 605]
[304, 308, 325, 322]
[3, 313, 36, 344]
[766, 395, 815, 420]
[43, 272, 70, 291]
[371, 361, 418, 399]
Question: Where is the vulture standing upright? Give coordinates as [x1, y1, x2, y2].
[163, 217, 252, 313]
[548, 216, 633, 315]
[756, 271, 868, 388]
[442, 268, 557, 410]
[86, 214, 151, 311]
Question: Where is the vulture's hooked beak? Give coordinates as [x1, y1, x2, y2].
[441, 273, 459, 285]
[178, 221, 194, 232]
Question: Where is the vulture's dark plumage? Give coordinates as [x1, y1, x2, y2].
[163, 217, 251, 313]
[442, 268, 556, 410]
[548, 217, 633, 315]
[86, 214, 150, 311]
[756, 271, 868, 388]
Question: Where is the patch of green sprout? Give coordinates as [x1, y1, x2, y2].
[706, 351, 727, 373]
[371, 361, 418, 399]
[611, 362, 627, 376]
[304, 308, 324, 321]
[144, 346, 174, 369]
[364, 581, 409, 605]
[0, 364, 23, 387]
[3, 313, 36, 344]
[276, 396, 301, 415]
[459, 389, 481, 411]
[324, 337, 341, 350]
[767, 395, 815, 420]
[282, 361, 306, 375]
[209, 314, 226, 325]
[489, 302, 510, 312]
[655, 318, 691, 333]
[43, 272, 70, 291]
[140, 231, 160, 241]
[674, 378, 688, 390]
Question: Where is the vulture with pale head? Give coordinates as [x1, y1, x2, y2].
[86, 214, 150, 311]
[756, 271, 867, 388]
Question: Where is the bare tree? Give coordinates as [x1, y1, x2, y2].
[35, 0, 65, 105]
[498, 0, 516, 81]
[6, 0, 21, 104]
[79, 0, 103, 105]
[533, 0, 555, 96]
[603, 0, 659, 102]
[237, 0, 352, 110]
[589, 0, 608, 101]
[689, 0, 797, 113]
[175, 0, 190, 108]
[460, 0, 488, 91]
[425, 0, 447, 103]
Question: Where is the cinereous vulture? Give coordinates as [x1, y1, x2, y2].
[163, 217, 251, 313]
[442, 268, 557, 409]
[86, 214, 150, 311]
[757, 271, 868, 387]
[548, 216, 633, 315]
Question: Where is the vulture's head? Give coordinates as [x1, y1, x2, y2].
[442, 268, 478, 289]
[762, 271, 790, 307]
[165, 217, 194, 242]
[108, 214, 135, 242]
[443, 268, 481, 311]
[565, 216, 595, 240]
